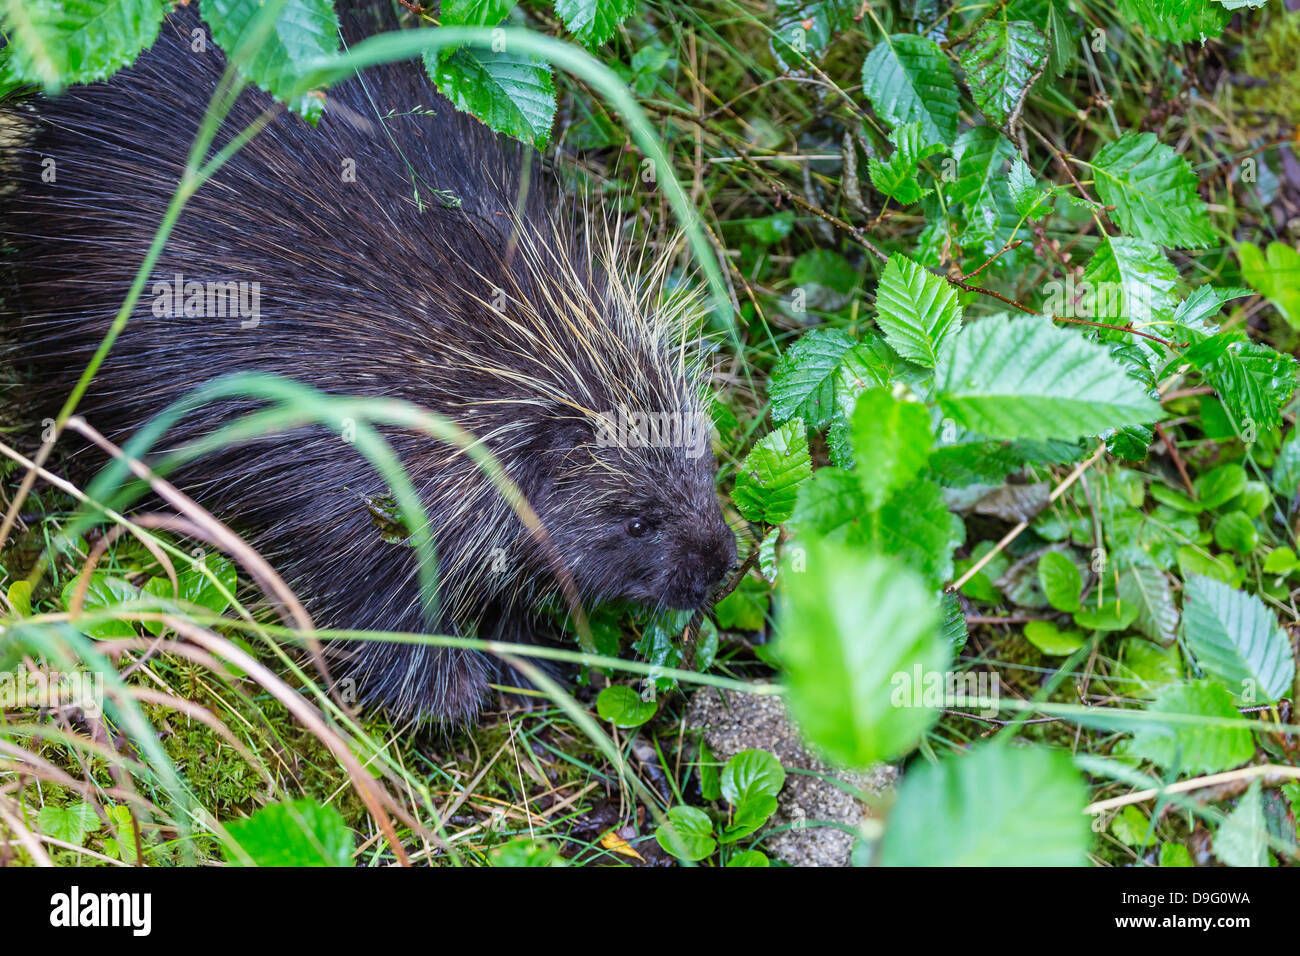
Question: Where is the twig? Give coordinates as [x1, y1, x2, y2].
[948, 444, 1106, 593]
[1084, 764, 1300, 815]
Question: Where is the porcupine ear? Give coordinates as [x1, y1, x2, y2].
[518, 413, 600, 493]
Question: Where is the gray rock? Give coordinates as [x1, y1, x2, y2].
[686, 686, 896, 867]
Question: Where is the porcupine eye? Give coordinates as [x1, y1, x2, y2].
[625, 517, 649, 538]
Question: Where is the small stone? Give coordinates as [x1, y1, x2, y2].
[686, 686, 896, 867]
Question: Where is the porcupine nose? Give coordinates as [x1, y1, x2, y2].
[686, 519, 737, 604]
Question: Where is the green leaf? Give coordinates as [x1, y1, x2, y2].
[848, 389, 932, 509]
[1263, 547, 1297, 575]
[1195, 463, 1247, 509]
[1239, 242, 1300, 329]
[1213, 782, 1269, 867]
[958, 18, 1048, 127]
[596, 685, 657, 727]
[935, 315, 1162, 442]
[1181, 575, 1295, 704]
[879, 743, 1089, 865]
[1116, 0, 1229, 43]
[1078, 235, 1179, 326]
[867, 121, 945, 204]
[720, 749, 786, 805]
[1110, 805, 1157, 847]
[950, 127, 1030, 258]
[860, 34, 959, 147]
[37, 802, 100, 847]
[698, 739, 721, 800]
[61, 575, 142, 638]
[222, 799, 354, 866]
[771, 0, 857, 65]
[429, 45, 556, 148]
[144, 556, 238, 616]
[777, 543, 950, 767]
[656, 806, 716, 861]
[1159, 842, 1193, 866]
[768, 329, 888, 430]
[1117, 565, 1178, 643]
[1213, 512, 1257, 554]
[1115, 636, 1184, 698]
[489, 837, 565, 866]
[732, 420, 813, 524]
[1007, 157, 1051, 218]
[1176, 545, 1240, 587]
[553, 0, 636, 48]
[7, 580, 32, 617]
[1130, 680, 1256, 774]
[873, 254, 962, 368]
[720, 795, 779, 843]
[440, 0, 516, 25]
[851, 479, 965, 588]
[713, 574, 769, 631]
[1037, 551, 1082, 612]
[726, 848, 770, 867]
[1199, 342, 1296, 431]
[1024, 620, 1086, 656]
[0, 0, 164, 89]
[1074, 598, 1139, 632]
[203, 0, 340, 121]
[1088, 132, 1215, 248]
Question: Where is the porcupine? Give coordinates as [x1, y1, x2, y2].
[0, 4, 737, 722]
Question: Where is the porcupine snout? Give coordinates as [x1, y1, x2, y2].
[662, 499, 737, 610]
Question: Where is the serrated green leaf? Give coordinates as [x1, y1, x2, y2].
[1181, 575, 1295, 703]
[732, 420, 813, 524]
[1, 0, 164, 89]
[429, 45, 556, 148]
[1117, 564, 1178, 643]
[203, 0, 340, 121]
[873, 254, 962, 367]
[1130, 680, 1256, 774]
[867, 121, 945, 204]
[1007, 157, 1050, 218]
[1117, 0, 1230, 42]
[1089, 132, 1215, 248]
[777, 543, 949, 766]
[1199, 342, 1296, 431]
[959, 18, 1048, 127]
[849, 388, 932, 509]
[768, 329, 887, 430]
[440, 0, 516, 25]
[1078, 235, 1179, 326]
[771, 0, 857, 66]
[554, 0, 636, 48]
[879, 743, 1089, 865]
[861, 34, 959, 147]
[1214, 782, 1269, 867]
[935, 315, 1163, 441]
[950, 127, 1032, 258]
[851, 479, 965, 589]
[37, 802, 100, 847]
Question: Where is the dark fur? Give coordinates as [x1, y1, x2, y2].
[1, 6, 735, 721]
